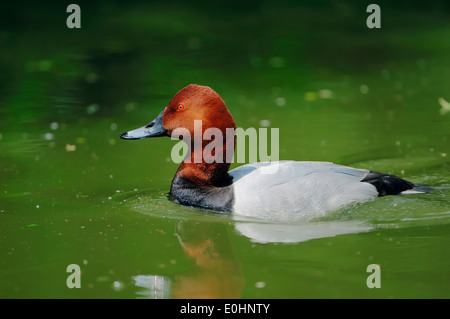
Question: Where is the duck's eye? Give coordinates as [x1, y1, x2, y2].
[177, 104, 185, 111]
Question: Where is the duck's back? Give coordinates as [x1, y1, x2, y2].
[229, 161, 378, 221]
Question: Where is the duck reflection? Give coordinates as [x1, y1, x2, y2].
[133, 219, 243, 299]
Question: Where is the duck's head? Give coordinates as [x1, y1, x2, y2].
[120, 84, 236, 141]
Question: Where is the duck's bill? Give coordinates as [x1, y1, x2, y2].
[120, 109, 168, 140]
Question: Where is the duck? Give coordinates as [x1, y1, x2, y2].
[120, 84, 425, 221]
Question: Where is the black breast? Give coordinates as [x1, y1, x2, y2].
[169, 176, 234, 212]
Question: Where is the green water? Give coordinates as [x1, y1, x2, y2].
[1, 1, 450, 298]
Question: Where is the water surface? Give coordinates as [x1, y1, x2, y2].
[1, 1, 449, 298]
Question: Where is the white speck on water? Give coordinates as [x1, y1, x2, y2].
[65, 144, 76, 152]
[115, 190, 121, 193]
[439, 97, 450, 116]
[360, 84, 369, 94]
[112, 281, 123, 291]
[50, 122, 59, 130]
[86, 103, 99, 115]
[109, 174, 113, 179]
[275, 97, 286, 106]
[259, 119, 270, 127]
[83, 259, 88, 265]
[110, 123, 117, 131]
[255, 281, 266, 288]
[108, 197, 112, 200]
[36, 204, 40, 209]
[44, 132, 54, 140]
[318, 89, 333, 99]
[441, 153, 447, 158]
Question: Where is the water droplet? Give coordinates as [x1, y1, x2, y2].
[318, 89, 333, 99]
[255, 281, 266, 288]
[259, 120, 270, 127]
[86, 103, 99, 115]
[65, 144, 76, 152]
[44, 132, 54, 140]
[50, 122, 59, 130]
[359, 84, 369, 94]
[275, 97, 286, 106]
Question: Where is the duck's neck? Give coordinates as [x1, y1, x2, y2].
[173, 136, 235, 187]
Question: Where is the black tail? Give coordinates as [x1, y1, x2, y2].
[361, 171, 422, 197]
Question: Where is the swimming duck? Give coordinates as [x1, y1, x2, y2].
[120, 84, 423, 221]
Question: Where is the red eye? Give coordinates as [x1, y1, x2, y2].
[177, 104, 185, 111]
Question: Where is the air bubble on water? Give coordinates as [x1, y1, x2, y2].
[36, 204, 40, 209]
[65, 144, 76, 152]
[359, 84, 369, 94]
[275, 97, 286, 106]
[113, 281, 124, 291]
[259, 120, 270, 127]
[86, 103, 99, 115]
[44, 132, 54, 140]
[318, 89, 333, 99]
[83, 260, 88, 265]
[50, 122, 59, 130]
[255, 281, 266, 288]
